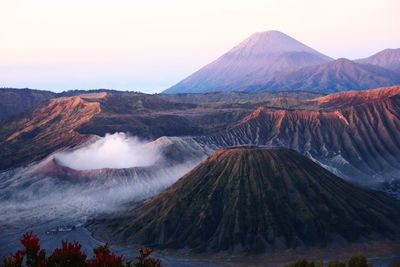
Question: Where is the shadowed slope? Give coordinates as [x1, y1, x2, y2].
[0, 88, 56, 121]
[250, 58, 400, 93]
[89, 147, 400, 253]
[356, 48, 400, 73]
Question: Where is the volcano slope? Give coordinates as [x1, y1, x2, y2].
[1, 86, 400, 190]
[195, 86, 400, 187]
[89, 147, 400, 253]
[0, 93, 103, 170]
[0, 89, 319, 171]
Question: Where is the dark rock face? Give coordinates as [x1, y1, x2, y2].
[78, 90, 323, 139]
[89, 148, 400, 253]
[0, 88, 55, 121]
[76, 92, 255, 138]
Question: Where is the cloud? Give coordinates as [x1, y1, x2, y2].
[55, 133, 161, 170]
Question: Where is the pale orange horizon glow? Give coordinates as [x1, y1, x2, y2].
[0, 0, 399, 92]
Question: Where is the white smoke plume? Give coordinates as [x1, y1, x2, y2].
[55, 133, 161, 170]
[0, 133, 205, 226]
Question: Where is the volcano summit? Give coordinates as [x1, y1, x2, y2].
[89, 147, 400, 253]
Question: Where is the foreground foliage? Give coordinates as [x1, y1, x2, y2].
[3, 232, 161, 267]
[286, 255, 373, 267]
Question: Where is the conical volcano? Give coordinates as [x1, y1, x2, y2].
[164, 31, 332, 93]
[90, 147, 400, 253]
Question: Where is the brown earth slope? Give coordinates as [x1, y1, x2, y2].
[0, 94, 102, 170]
[1, 86, 400, 185]
[196, 86, 400, 185]
[77, 91, 320, 138]
[88, 147, 400, 253]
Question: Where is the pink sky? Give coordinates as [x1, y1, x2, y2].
[0, 0, 399, 92]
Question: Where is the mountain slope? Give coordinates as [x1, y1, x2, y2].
[311, 85, 400, 108]
[0, 94, 103, 170]
[0, 88, 56, 121]
[195, 86, 400, 186]
[164, 31, 331, 93]
[89, 147, 400, 253]
[249, 58, 400, 93]
[356, 48, 400, 73]
[1, 90, 318, 171]
[2, 86, 400, 190]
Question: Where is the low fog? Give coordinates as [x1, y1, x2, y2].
[55, 133, 161, 170]
[0, 133, 203, 226]
[0, 162, 196, 226]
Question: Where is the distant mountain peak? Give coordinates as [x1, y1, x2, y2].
[229, 30, 330, 58]
[164, 30, 332, 94]
[382, 48, 400, 53]
[334, 57, 352, 62]
[258, 57, 400, 93]
[242, 30, 302, 43]
[253, 29, 284, 35]
[356, 48, 400, 73]
[235, 30, 295, 47]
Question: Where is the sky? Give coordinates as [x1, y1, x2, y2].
[0, 0, 399, 93]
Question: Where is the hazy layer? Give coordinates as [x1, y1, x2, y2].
[0, 162, 195, 225]
[0, 133, 202, 224]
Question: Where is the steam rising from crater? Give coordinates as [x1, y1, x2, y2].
[0, 134, 206, 225]
[55, 133, 161, 170]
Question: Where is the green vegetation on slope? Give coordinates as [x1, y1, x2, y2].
[89, 147, 400, 253]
